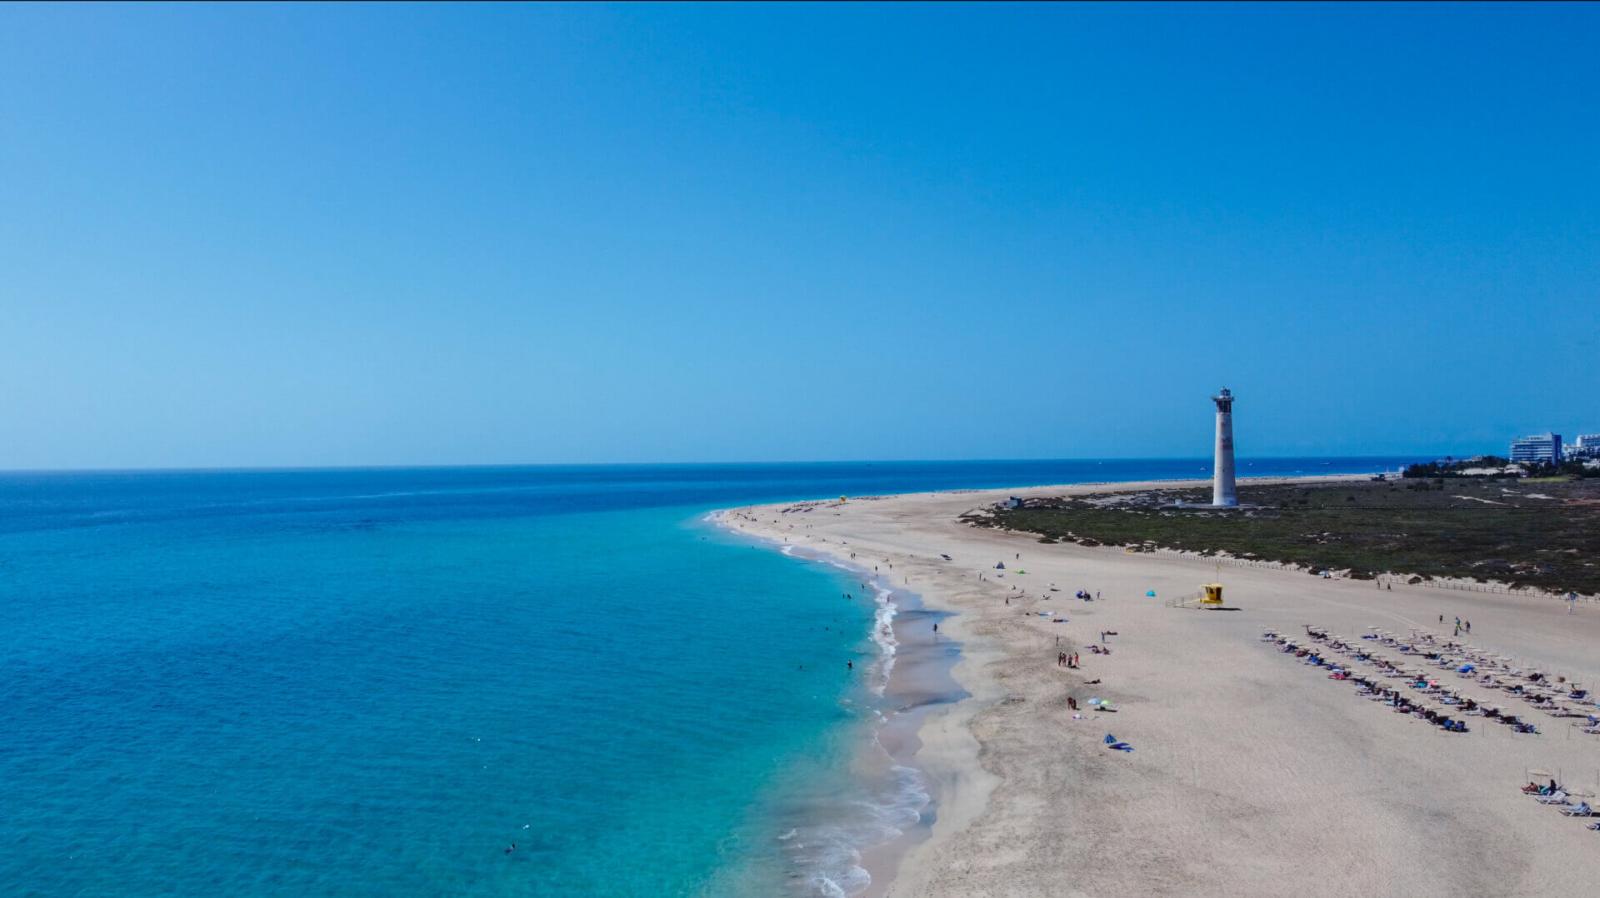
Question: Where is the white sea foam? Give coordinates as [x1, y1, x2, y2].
[869, 586, 898, 697]
[783, 761, 931, 896]
[805, 558, 900, 697]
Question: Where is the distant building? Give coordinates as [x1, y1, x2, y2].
[1509, 433, 1563, 464]
[1568, 434, 1600, 459]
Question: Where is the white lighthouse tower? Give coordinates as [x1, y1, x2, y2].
[1211, 388, 1238, 507]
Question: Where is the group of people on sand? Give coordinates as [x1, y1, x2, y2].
[1524, 778, 1564, 796]
[1520, 780, 1600, 827]
[1440, 613, 1472, 636]
[1057, 651, 1080, 668]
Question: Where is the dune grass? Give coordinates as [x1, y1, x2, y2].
[969, 477, 1600, 595]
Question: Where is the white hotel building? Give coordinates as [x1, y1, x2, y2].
[1509, 433, 1563, 464]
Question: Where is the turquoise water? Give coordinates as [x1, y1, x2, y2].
[0, 460, 1409, 896]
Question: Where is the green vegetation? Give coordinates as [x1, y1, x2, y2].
[1403, 455, 1599, 479]
[968, 478, 1600, 595]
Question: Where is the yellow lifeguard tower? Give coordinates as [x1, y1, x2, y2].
[1200, 583, 1224, 606]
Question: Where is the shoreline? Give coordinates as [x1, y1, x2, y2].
[710, 511, 967, 897]
[720, 474, 1600, 896]
[717, 475, 1363, 896]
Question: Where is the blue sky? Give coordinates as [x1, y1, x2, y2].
[2, 3, 1596, 468]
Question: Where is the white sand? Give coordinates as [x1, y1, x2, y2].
[721, 478, 1600, 897]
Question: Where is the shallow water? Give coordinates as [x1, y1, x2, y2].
[0, 460, 1407, 896]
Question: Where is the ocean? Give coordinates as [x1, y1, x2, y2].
[0, 459, 1409, 896]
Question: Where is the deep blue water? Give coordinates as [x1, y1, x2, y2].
[0, 458, 1410, 896]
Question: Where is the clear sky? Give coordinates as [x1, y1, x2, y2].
[2, 3, 1596, 469]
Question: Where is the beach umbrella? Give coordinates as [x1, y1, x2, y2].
[1146, 589, 1157, 597]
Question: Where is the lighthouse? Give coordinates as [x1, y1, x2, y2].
[1211, 388, 1238, 507]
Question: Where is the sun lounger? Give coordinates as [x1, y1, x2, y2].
[1560, 802, 1594, 817]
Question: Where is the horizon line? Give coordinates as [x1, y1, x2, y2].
[0, 452, 1448, 477]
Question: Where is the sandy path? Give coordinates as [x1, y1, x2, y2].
[720, 478, 1600, 898]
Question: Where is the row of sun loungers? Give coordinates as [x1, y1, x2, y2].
[1350, 627, 1600, 732]
[1365, 629, 1593, 718]
[1267, 625, 1600, 836]
[1264, 630, 1474, 734]
[1520, 783, 1600, 833]
[1260, 621, 1600, 739]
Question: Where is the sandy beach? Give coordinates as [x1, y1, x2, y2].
[720, 477, 1600, 898]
